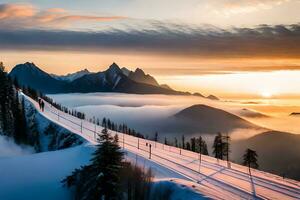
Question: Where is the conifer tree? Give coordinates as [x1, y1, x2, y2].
[174, 137, 178, 147]
[107, 119, 111, 129]
[201, 140, 209, 156]
[154, 132, 158, 142]
[243, 148, 259, 176]
[197, 136, 209, 155]
[0, 62, 12, 134]
[186, 141, 191, 150]
[223, 134, 230, 162]
[28, 117, 41, 152]
[212, 132, 230, 160]
[12, 92, 27, 144]
[213, 133, 223, 159]
[164, 137, 168, 145]
[182, 135, 185, 149]
[102, 117, 107, 128]
[64, 127, 124, 200]
[0, 62, 22, 138]
[191, 137, 196, 152]
[94, 127, 124, 197]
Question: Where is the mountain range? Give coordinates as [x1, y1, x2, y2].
[10, 62, 217, 99]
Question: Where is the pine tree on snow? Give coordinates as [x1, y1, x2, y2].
[63, 127, 124, 200]
[243, 148, 259, 176]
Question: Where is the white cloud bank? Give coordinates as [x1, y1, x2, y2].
[0, 135, 34, 157]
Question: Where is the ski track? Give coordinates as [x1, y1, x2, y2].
[23, 93, 300, 200]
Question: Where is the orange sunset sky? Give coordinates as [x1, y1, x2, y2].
[1, 0, 300, 98]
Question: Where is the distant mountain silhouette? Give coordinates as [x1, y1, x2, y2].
[238, 108, 270, 118]
[127, 68, 159, 86]
[121, 67, 131, 76]
[193, 92, 205, 97]
[160, 84, 173, 90]
[10, 62, 69, 93]
[206, 95, 219, 101]
[232, 131, 300, 180]
[9, 62, 194, 95]
[161, 104, 260, 135]
[289, 112, 300, 116]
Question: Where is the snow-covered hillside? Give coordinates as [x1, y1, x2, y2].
[17, 93, 300, 200]
[0, 145, 93, 200]
[0, 143, 208, 200]
[23, 96, 85, 152]
[0, 94, 207, 200]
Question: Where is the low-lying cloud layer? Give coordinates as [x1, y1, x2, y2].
[0, 22, 299, 59]
[49, 93, 300, 137]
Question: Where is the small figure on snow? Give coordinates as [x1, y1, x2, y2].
[38, 98, 42, 110]
[41, 100, 45, 112]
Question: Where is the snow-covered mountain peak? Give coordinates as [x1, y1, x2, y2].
[51, 68, 91, 82]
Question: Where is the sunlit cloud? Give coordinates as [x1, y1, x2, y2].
[208, 0, 291, 15]
[0, 3, 35, 19]
[0, 3, 126, 29]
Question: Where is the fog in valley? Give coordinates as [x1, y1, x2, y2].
[49, 93, 300, 180]
[49, 93, 300, 138]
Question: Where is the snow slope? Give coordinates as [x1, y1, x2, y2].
[0, 94, 206, 200]
[0, 145, 93, 200]
[0, 144, 205, 200]
[19, 93, 300, 199]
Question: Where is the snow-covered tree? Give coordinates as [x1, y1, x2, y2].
[63, 127, 124, 199]
[63, 127, 154, 199]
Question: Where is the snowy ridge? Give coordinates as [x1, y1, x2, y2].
[22, 93, 300, 200]
[51, 69, 90, 82]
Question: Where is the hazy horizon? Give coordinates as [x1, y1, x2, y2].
[5, 61, 300, 100]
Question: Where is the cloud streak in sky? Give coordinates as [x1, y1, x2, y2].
[0, 22, 299, 59]
[0, 3, 126, 29]
[208, 0, 290, 15]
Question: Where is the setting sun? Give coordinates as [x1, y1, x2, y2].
[261, 91, 273, 98]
